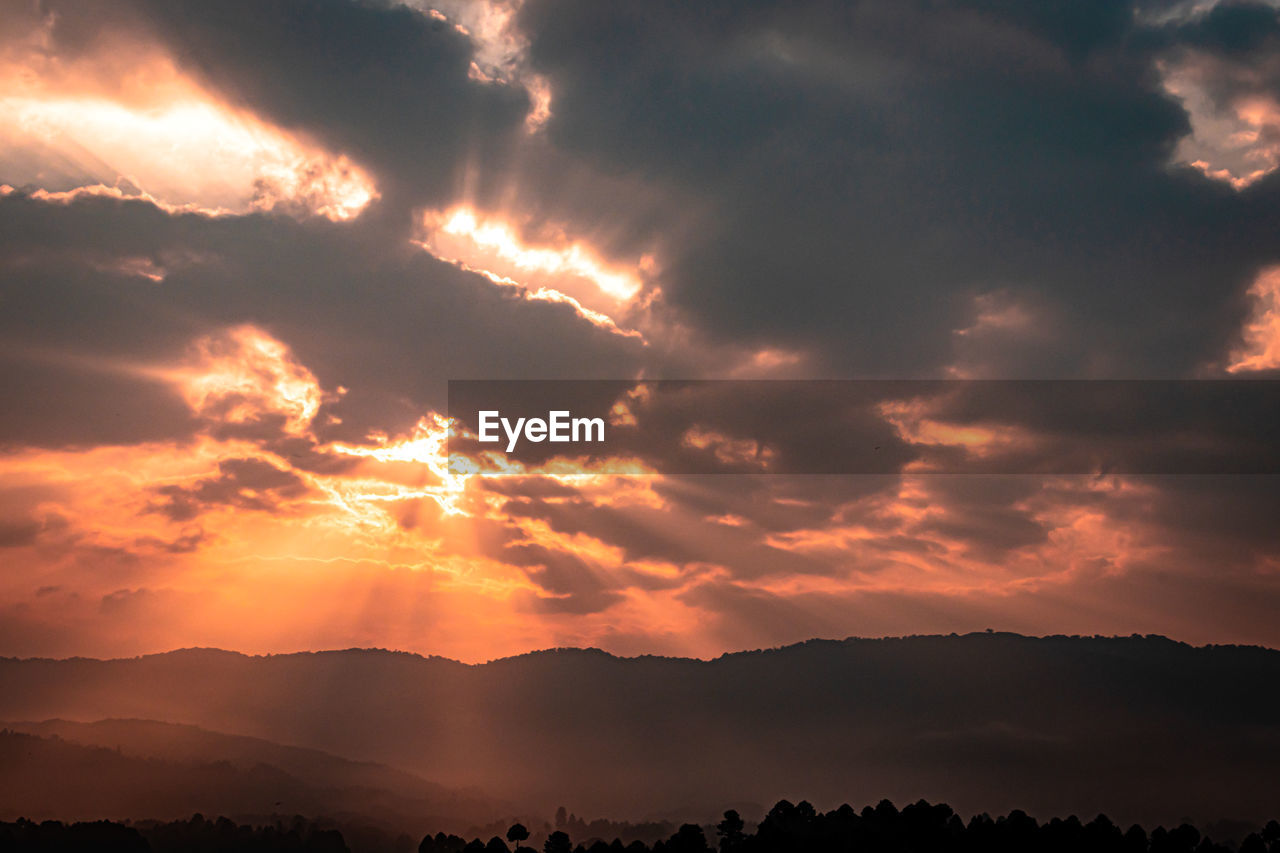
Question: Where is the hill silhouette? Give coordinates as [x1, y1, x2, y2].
[1, 718, 493, 812]
[0, 727, 495, 836]
[2, 633, 1278, 826]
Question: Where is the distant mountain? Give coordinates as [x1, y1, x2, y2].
[0, 717, 496, 819]
[1, 718, 484, 807]
[2, 634, 1279, 827]
[0, 723, 498, 835]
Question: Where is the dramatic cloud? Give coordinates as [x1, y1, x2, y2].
[0, 0, 1277, 661]
[516, 0, 1280, 376]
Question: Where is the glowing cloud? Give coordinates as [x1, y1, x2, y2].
[878, 397, 1037, 464]
[1228, 266, 1280, 372]
[422, 206, 646, 303]
[329, 414, 472, 516]
[682, 426, 777, 469]
[1159, 57, 1280, 189]
[0, 25, 377, 221]
[464, 265, 645, 340]
[399, 0, 553, 132]
[522, 75, 553, 132]
[0, 95, 376, 219]
[168, 326, 330, 436]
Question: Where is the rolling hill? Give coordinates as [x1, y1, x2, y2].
[2, 633, 1278, 827]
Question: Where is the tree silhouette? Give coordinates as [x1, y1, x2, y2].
[663, 824, 710, 853]
[508, 823, 530, 853]
[422, 832, 470, 853]
[418, 801, 1273, 853]
[716, 810, 745, 853]
[545, 830, 573, 853]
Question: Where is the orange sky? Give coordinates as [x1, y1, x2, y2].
[2, 0, 1280, 662]
[2, 319, 1276, 661]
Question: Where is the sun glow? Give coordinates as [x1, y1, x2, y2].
[422, 206, 647, 303]
[464, 265, 645, 340]
[330, 414, 473, 516]
[0, 90, 376, 219]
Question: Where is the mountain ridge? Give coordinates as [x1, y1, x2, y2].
[5, 630, 1277, 667]
[3, 632, 1279, 827]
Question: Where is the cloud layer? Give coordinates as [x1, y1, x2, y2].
[1, 0, 1278, 661]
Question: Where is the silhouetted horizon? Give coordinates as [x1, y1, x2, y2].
[6, 797, 1280, 853]
[6, 1, 1280, 848]
[5, 632, 1280, 830]
[6, 630, 1278, 666]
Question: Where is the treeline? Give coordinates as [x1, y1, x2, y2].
[461, 810, 675, 849]
[5, 801, 1280, 853]
[424, 801, 1280, 853]
[0, 814, 348, 852]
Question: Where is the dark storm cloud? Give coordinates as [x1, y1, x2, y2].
[517, 0, 1280, 376]
[501, 541, 627, 613]
[13, 0, 1280, 387]
[98, 586, 180, 617]
[135, 526, 209, 554]
[908, 380, 1280, 474]
[0, 0, 647, 442]
[650, 473, 896, 533]
[449, 379, 917, 473]
[1105, 474, 1280, 564]
[909, 476, 1050, 559]
[0, 191, 648, 447]
[150, 457, 310, 521]
[501, 492, 770, 572]
[1156, 3, 1280, 157]
[0, 518, 42, 548]
[493, 477, 887, 582]
[0, 358, 201, 449]
[1171, 0, 1280, 56]
[452, 380, 1280, 475]
[479, 467, 1276, 613]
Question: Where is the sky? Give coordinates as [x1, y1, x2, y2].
[1, 0, 1280, 663]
